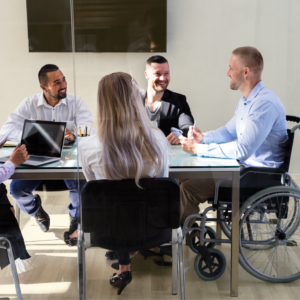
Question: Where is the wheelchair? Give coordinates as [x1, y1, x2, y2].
[182, 115, 300, 283]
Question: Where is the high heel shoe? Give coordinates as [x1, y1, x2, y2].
[63, 231, 77, 246]
[110, 271, 132, 295]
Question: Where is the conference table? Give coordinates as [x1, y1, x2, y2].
[0, 144, 240, 297]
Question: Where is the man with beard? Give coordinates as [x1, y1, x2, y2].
[179, 47, 288, 226]
[0, 64, 94, 240]
[141, 55, 194, 144]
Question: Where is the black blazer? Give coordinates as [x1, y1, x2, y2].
[140, 89, 194, 137]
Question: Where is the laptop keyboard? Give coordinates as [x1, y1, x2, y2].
[27, 156, 53, 162]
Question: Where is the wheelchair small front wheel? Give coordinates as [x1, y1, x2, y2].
[188, 226, 217, 253]
[194, 248, 226, 281]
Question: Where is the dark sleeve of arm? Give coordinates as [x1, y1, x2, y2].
[0, 183, 12, 207]
[178, 95, 194, 137]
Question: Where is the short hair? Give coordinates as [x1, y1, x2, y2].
[38, 64, 59, 85]
[146, 55, 168, 65]
[232, 47, 264, 75]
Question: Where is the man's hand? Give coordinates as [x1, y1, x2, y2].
[0, 141, 6, 149]
[10, 207, 15, 215]
[65, 128, 75, 141]
[180, 137, 198, 155]
[167, 133, 181, 145]
[9, 144, 30, 167]
[188, 126, 204, 143]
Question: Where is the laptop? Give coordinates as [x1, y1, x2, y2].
[0, 120, 67, 166]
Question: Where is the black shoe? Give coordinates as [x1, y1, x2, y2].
[63, 215, 79, 246]
[110, 271, 132, 295]
[33, 194, 50, 232]
[63, 231, 77, 246]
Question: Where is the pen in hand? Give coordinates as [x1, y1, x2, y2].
[191, 121, 196, 139]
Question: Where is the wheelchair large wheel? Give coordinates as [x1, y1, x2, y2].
[218, 181, 300, 249]
[239, 186, 300, 282]
[188, 226, 217, 253]
[194, 248, 226, 281]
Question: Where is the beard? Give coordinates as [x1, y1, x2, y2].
[230, 74, 243, 90]
[48, 88, 67, 100]
[153, 81, 169, 92]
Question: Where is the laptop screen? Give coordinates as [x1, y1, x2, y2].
[21, 120, 66, 158]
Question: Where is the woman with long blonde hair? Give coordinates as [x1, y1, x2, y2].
[78, 72, 169, 294]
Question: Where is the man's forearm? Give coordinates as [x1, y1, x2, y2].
[202, 126, 235, 144]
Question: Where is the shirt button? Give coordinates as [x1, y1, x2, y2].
[240, 133, 242, 135]
[241, 118, 243, 120]
[244, 103, 246, 105]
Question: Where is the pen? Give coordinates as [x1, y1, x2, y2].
[84, 125, 87, 137]
[87, 124, 93, 136]
[79, 128, 82, 137]
[191, 121, 196, 138]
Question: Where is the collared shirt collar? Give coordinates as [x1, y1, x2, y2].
[37, 92, 67, 107]
[242, 80, 265, 102]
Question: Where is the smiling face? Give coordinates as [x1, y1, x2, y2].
[145, 62, 170, 93]
[41, 69, 67, 101]
[227, 55, 245, 90]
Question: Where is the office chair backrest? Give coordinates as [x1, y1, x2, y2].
[281, 115, 300, 172]
[81, 178, 180, 243]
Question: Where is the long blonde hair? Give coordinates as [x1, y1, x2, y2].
[97, 72, 164, 185]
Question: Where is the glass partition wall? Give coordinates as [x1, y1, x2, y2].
[1, 0, 300, 299]
[0, 0, 81, 298]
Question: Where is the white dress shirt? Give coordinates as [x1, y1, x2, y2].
[78, 128, 169, 181]
[0, 92, 95, 141]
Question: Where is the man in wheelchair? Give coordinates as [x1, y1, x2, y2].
[178, 46, 300, 283]
[179, 46, 288, 226]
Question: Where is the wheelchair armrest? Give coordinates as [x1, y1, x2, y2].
[240, 167, 286, 178]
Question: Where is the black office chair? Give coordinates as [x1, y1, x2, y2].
[77, 178, 186, 300]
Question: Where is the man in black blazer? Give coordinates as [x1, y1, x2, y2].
[141, 55, 194, 144]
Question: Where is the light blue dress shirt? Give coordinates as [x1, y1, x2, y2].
[197, 81, 288, 168]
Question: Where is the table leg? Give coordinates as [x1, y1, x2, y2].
[230, 171, 239, 297]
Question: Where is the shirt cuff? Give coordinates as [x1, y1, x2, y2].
[202, 133, 214, 144]
[197, 144, 209, 156]
[5, 160, 15, 171]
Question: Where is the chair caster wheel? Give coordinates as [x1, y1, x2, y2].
[194, 248, 226, 281]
